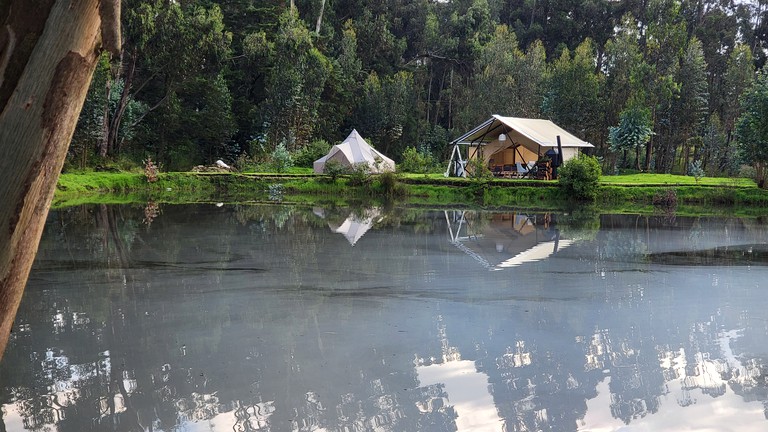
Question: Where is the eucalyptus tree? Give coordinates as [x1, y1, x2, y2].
[609, 105, 655, 171]
[722, 44, 755, 144]
[688, 4, 739, 117]
[666, 37, 708, 172]
[542, 39, 604, 146]
[603, 14, 646, 152]
[700, 113, 730, 175]
[455, 26, 547, 131]
[0, 0, 120, 360]
[261, 8, 332, 151]
[637, 0, 688, 171]
[102, 0, 233, 160]
[218, 0, 285, 149]
[353, 71, 418, 156]
[314, 20, 364, 144]
[736, 68, 768, 187]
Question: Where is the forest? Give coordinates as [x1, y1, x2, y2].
[68, 0, 767, 176]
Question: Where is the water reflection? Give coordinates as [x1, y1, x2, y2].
[445, 211, 572, 270]
[2, 205, 768, 431]
[314, 207, 383, 246]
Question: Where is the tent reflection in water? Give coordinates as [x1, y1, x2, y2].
[445, 210, 572, 270]
[313, 129, 395, 174]
[314, 207, 382, 246]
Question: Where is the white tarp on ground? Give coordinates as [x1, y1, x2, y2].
[314, 129, 395, 174]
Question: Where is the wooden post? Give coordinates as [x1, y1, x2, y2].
[0, 0, 119, 360]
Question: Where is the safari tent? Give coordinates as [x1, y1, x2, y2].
[314, 129, 395, 174]
[445, 115, 594, 177]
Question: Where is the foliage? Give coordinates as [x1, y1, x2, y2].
[293, 139, 331, 168]
[542, 39, 603, 142]
[467, 156, 493, 180]
[736, 68, 768, 187]
[375, 172, 406, 198]
[261, 9, 331, 150]
[353, 71, 416, 157]
[322, 160, 345, 181]
[234, 152, 262, 173]
[456, 26, 546, 129]
[270, 142, 293, 173]
[399, 147, 438, 174]
[143, 158, 159, 183]
[119, 0, 233, 163]
[346, 164, 371, 187]
[688, 160, 705, 183]
[67, 0, 765, 177]
[608, 105, 654, 169]
[558, 155, 602, 201]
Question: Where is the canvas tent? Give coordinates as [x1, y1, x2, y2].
[314, 129, 395, 174]
[445, 115, 594, 177]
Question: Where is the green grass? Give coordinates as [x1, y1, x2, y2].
[53, 171, 768, 216]
[600, 173, 756, 187]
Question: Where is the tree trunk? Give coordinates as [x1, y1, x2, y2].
[644, 137, 653, 171]
[106, 51, 135, 156]
[315, 0, 326, 34]
[0, 0, 119, 360]
[98, 77, 113, 158]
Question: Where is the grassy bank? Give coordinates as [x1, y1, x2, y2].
[54, 171, 768, 215]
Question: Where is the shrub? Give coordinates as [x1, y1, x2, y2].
[234, 152, 262, 172]
[323, 160, 345, 181]
[468, 157, 493, 180]
[558, 155, 601, 201]
[294, 139, 331, 168]
[377, 171, 406, 198]
[271, 142, 293, 173]
[653, 189, 677, 208]
[399, 146, 437, 173]
[347, 164, 371, 186]
[688, 160, 705, 184]
[143, 157, 159, 183]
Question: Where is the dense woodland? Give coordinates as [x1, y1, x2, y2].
[69, 0, 768, 175]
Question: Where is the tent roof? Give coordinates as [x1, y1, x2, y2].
[314, 129, 395, 173]
[452, 115, 594, 148]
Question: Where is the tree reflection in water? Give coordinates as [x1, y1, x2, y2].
[1, 205, 768, 431]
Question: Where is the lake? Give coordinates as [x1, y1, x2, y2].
[2, 203, 768, 432]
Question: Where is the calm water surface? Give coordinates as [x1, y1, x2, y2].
[2, 204, 768, 432]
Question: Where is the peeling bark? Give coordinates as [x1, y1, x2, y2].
[0, 0, 120, 360]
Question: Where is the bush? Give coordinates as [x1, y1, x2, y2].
[271, 142, 293, 173]
[294, 139, 331, 168]
[143, 157, 159, 183]
[399, 146, 438, 173]
[653, 189, 677, 208]
[558, 155, 602, 201]
[688, 160, 704, 183]
[467, 157, 493, 180]
[234, 152, 262, 172]
[376, 171, 406, 198]
[347, 164, 371, 186]
[323, 160, 345, 181]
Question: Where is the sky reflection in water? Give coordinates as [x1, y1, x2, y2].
[2, 204, 768, 431]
